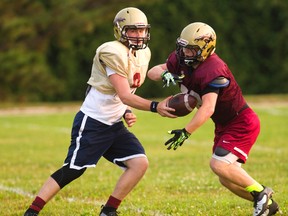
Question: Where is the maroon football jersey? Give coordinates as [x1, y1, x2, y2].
[166, 52, 246, 125]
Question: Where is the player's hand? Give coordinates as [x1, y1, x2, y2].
[156, 96, 177, 118]
[161, 70, 185, 87]
[165, 128, 190, 150]
[123, 110, 137, 127]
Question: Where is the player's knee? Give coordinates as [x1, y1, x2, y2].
[51, 165, 86, 189]
[137, 157, 149, 173]
[209, 158, 219, 174]
[127, 157, 149, 174]
[142, 157, 149, 169]
[210, 147, 231, 174]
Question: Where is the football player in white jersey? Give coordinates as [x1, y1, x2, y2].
[24, 7, 176, 216]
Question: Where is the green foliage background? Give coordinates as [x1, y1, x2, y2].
[0, 0, 287, 102]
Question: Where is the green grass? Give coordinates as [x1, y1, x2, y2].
[0, 96, 287, 216]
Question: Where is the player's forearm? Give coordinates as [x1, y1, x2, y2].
[120, 93, 154, 112]
[147, 64, 166, 81]
[185, 105, 214, 134]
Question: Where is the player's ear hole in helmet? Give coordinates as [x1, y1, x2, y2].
[176, 22, 216, 66]
[113, 7, 151, 50]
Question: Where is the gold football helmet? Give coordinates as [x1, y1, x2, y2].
[113, 7, 150, 50]
[176, 22, 216, 66]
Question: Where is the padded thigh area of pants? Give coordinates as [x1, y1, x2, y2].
[214, 147, 230, 156]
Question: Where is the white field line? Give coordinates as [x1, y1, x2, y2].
[0, 184, 34, 198]
[0, 184, 167, 216]
[1, 122, 71, 134]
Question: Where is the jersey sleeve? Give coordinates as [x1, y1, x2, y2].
[98, 43, 128, 78]
[166, 51, 180, 74]
[203, 75, 230, 95]
[208, 76, 230, 88]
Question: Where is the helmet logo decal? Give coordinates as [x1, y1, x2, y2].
[114, 17, 126, 24]
[195, 33, 215, 43]
[177, 38, 189, 46]
[114, 17, 126, 32]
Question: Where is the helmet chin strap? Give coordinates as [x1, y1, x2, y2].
[128, 40, 139, 50]
[122, 41, 138, 50]
[184, 57, 202, 69]
[127, 38, 147, 50]
[184, 59, 197, 66]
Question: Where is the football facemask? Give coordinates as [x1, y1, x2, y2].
[176, 38, 202, 66]
[122, 26, 150, 50]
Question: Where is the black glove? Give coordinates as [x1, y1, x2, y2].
[165, 128, 190, 150]
[161, 70, 184, 87]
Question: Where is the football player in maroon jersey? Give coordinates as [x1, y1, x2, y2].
[148, 22, 279, 216]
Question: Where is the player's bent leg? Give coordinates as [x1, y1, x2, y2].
[210, 147, 279, 215]
[39, 165, 86, 201]
[210, 147, 255, 187]
[23, 177, 59, 216]
[24, 165, 87, 215]
[111, 156, 148, 200]
[100, 157, 148, 216]
[219, 177, 253, 201]
[210, 158, 255, 202]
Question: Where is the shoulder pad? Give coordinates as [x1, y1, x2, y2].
[208, 77, 230, 88]
[98, 41, 128, 77]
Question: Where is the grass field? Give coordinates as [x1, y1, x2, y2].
[0, 95, 287, 216]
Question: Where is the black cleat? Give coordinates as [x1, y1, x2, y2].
[266, 199, 279, 216]
[23, 209, 38, 216]
[99, 205, 119, 216]
[252, 187, 274, 216]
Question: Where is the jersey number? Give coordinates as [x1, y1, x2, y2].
[132, 72, 141, 87]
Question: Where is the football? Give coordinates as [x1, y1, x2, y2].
[167, 93, 197, 117]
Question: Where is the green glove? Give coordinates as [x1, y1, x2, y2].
[165, 128, 190, 150]
[161, 70, 185, 87]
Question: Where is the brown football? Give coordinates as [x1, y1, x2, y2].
[167, 93, 197, 117]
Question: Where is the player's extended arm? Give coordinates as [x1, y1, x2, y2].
[184, 77, 229, 134]
[184, 92, 217, 134]
[147, 63, 184, 87]
[109, 73, 177, 118]
[165, 92, 217, 150]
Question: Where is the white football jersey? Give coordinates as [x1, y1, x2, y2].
[80, 41, 151, 125]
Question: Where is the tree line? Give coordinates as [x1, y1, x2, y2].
[0, 0, 287, 102]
